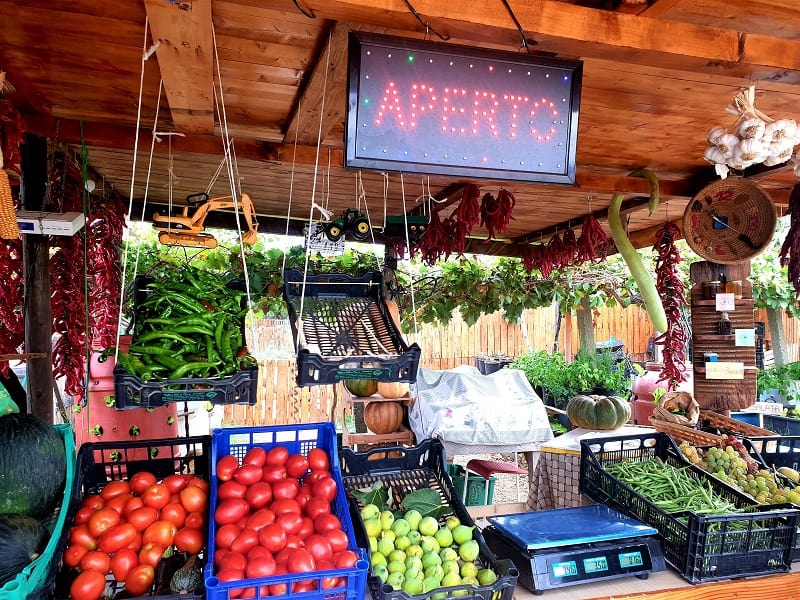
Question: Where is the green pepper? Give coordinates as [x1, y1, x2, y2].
[135, 330, 195, 346]
[168, 361, 220, 380]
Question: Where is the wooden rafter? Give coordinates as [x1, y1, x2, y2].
[144, 0, 214, 134]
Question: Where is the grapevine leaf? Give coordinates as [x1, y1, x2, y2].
[351, 481, 389, 511]
[400, 488, 450, 519]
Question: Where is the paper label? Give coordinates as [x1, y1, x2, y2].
[705, 361, 744, 380]
[715, 293, 736, 311]
[735, 328, 755, 347]
[304, 222, 345, 256]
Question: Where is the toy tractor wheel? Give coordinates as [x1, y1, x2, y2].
[325, 222, 343, 241]
[352, 217, 371, 241]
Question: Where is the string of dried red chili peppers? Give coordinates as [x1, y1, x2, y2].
[779, 183, 800, 298]
[652, 221, 688, 390]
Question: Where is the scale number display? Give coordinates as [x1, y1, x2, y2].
[583, 556, 609, 574]
[619, 551, 644, 569]
[551, 561, 578, 578]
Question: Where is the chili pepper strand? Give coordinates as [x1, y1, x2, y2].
[779, 183, 800, 298]
[453, 183, 481, 231]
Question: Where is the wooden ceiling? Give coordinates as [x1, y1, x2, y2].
[3, 0, 800, 256]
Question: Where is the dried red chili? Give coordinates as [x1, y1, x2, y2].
[575, 213, 608, 264]
[453, 184, 480, 231]
[480, 189, 515, 240]
[780, 183, 800, 298]
[416, 210, 447, 266]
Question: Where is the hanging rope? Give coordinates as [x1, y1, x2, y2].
[400, 173, 419, 336]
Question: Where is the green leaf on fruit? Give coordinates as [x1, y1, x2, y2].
[400, 489, 450, 519]
[352, 481, 389, 511]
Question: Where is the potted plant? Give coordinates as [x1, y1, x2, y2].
[759, 361, 800, 435]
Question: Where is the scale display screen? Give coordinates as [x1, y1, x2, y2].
[551, 561, 578, 578]
[583, 556, 609, 574]
[619, 551, 644, 568]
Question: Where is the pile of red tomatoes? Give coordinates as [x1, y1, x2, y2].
[212, 445, 359, 597]
[63, 470, 208, 599]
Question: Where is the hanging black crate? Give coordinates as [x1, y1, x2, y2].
[283, 269, 421, 386]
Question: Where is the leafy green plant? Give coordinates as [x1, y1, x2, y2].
[758, 362, 800, 404]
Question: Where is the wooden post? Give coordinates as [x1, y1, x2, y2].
[20, 134, 53, 421]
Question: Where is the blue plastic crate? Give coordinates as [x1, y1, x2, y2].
[205, 424, 369, 600]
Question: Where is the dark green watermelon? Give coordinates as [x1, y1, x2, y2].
[0, 413, 67, 519]
[0, 514, 48, 586]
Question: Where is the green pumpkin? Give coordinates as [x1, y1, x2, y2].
[566, 394, 631, 430]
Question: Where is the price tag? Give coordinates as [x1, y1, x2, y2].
[735, 328, 755, 347]
[715, 293, 735, 311]
[304, 223, 344, 256]
[705, 361, 744, 380]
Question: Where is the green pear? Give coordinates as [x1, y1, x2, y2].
[434, 527, 453, 548]
[403, 577, 424, 595]
[440, 547, 459, 563]
[458, 539, 480, 562]
[361, 503, 381, 521]
[445, 515, 461, 530]
[452, 524, 474, 545]
[373, 564, 389, 584]
[404, 509, 423, 531]
[387, 560, 406, 574]
[380, 510, 396, 531]
[477, 568, 498, 586]
[460, 561, 478, 579]
[418, 516, 439, 537]
[392, 518, 411, 537]
[386, 571, 405, 591]
[388, 549, 407, 564]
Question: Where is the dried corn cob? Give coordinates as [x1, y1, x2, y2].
[0, 170, 19, 239]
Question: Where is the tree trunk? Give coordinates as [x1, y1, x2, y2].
[766, 306, 789, 367]
[577, 295, 596, 355]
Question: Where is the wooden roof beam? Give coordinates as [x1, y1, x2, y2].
[144, 0, 214, 134]
[306, 0, 800, 82]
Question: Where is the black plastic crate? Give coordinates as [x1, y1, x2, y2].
[579, 432, 799, 584]
[762, 414, 800, 437]
[283, 269, 421, 386]
[745, 436, 800, 471]
[339, 439, 518, 600]
[53, 436, 211, 600]
[113, 364, 258, 409]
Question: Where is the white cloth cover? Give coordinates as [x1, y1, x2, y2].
[409, 365, 554, 447]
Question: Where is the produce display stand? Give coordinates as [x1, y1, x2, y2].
[339, 438, 519, 600]
[52, 435, 210, 600]
[1, 424, 76, 600]
[340, 388, 415, 451]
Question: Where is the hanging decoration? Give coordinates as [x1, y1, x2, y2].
[703, 85, 800, 179]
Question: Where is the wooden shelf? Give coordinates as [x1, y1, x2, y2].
[691, 298, 755, 307]
[693, 334, 735, 342]
[341, 424, 415, 449]
[694, 365, 760, 375]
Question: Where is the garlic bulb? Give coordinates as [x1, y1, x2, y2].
[765, 118, 797, 144]
[767, 141, 794, 164]
[707, 125, 727, 144]
[714, 163, 730, 179]
[734, 138, 767, 163]
[715, 133, 740, 159]
[737, 117, 766, 140]
[704, 145, 726, 164]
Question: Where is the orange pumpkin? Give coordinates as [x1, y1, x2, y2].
[364, 401, 404, 434]
[376, 381, 410, 399]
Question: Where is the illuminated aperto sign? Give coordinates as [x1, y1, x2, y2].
[345, 33, 583, 184]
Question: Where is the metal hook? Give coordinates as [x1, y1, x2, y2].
[500, 0, 532, 54]
[403, 0, 449, 40]
[292, 0, 315, 18]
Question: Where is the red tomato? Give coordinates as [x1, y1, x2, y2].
[257, 523, 287, 553]
[293, 580, 316, 593]
[100, 480, 131, 501]
[335, 549, 359, 568]
[285, 454, 309, 479]
[317, 559, 341, 589]
[98, 523, 138, 554]
[81, 495, 104, 511]
[127, 533, 143, 552]
[244, 481, 273, 509]
[142, 483, 171, 510]
[268, 564, 288, 595]
[304, 497, 331, 520]
[162, 473, 189, 494]
[295, 487, 313, 511]
[246, 554, 276, 579]
[314, 513, 342, 534]
[247, 545, 272, 561]
[123, 496, 145, 516]
[273, 547, 292, 565]
[216, 568, 245, 598]
[230, 528, 260, 555]
[312, 477, 337, 503]
[127, 506, 159, 532]
[266, 446, 289, 466]
[173, 527, 203, 554]
[217, 480, 247, 501]
[297, 516, 315, 539]
[79, 550, 111, 575]
[216, 455, 240, 482]
[72, 506, 95, 525]
[215, 523, 242, 550]
[276, 512, 303, 536]
[233, 464, 263, 486]
[285, 534, 303, 550]
[272, 478, 300, 501]
[87, 507, 120, 538]
[304, 470, 330, 485]
[270, 498, 301, 516]
[125, 564, 155, 596]
[106, 493, 133, 515]
[111, 548, 139, 582]
[160, 502, 187, 528]
[129, 471, 157, 496]
[287, 548, 316, 574]
[215, 498, 249, 525]
[304, 533, 333, 562]
[63, 544, 90, 569]
[139, 541, 166, 567]
[185, 511, 204, 530]
[323, 528, 349, 553]
[69, 524, 98, 550]
[245, 508, 276, 531]
[185, 476, 209, 492]
[179, 485, 207, 514]
[70, 569, 107, 600]
[142, 520, 177, 547]
[307, 447, 329, 472]
[243, 446, 267, 467]
[218, 551, 247, 571]
[261, 464, 287, 483]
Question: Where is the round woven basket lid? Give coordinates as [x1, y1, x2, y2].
[682, 177, 777, 264]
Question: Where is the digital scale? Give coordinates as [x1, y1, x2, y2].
[483, 504, 665, 594]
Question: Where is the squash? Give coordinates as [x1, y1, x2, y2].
[0, 413, 67, 519]
[364, 400, 404, 434]
[170, 556, 203, 594]
[344, 379, 378, 398]
[0, 514, 48, 587]
[566, 394, 631, 430]
[376, 381, 410, 399]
